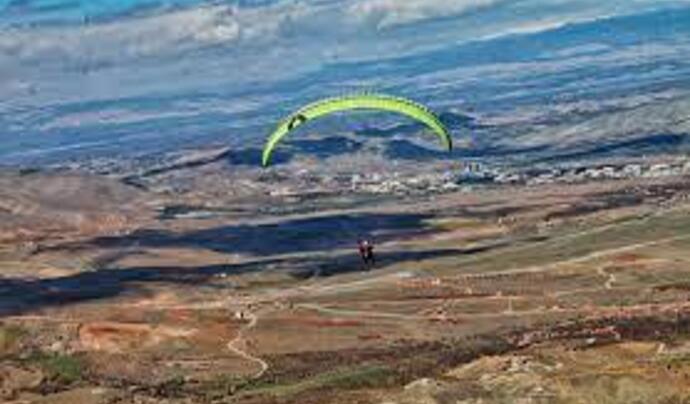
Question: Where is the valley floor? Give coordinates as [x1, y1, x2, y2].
[2, 173, 690, 403]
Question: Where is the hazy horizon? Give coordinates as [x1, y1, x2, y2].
[2, 0, 690, 166]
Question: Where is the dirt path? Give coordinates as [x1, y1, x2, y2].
[297, 300, 576, 321]
[296, 302, 428, 320]
[226, 311, 269, 379]
[461, 233, 690, 280]
[300, 271, 414, 296]
[2, 315, 82, 324]
[295, 233, 690, 323]
[298, 297, 690, 326]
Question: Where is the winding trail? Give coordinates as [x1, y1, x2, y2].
[295, 232, 690, 322]
[7, 210, 689, 384]
[296, 302, 427, 320]
[460, 233, 690, 280]
[226, 311, 269, 379]
[297, 301, 573, 320]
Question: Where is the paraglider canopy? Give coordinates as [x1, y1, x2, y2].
[261, 93, 453, 166]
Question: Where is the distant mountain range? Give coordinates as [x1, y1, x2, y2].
[1, 1, 689, 168]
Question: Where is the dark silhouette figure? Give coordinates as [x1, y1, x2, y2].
[357, 239, 376, 270]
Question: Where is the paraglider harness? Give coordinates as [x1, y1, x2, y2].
[358, 239, 376, 270]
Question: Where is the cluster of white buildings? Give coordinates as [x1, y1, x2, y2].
[496, 161, 690, 186]
[340, 159, 690, 195]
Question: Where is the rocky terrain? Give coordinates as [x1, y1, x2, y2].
[2, 156, 690, 403]
[3, 0, 690, 402]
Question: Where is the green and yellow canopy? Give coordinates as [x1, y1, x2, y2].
[262, 93, 453, 166]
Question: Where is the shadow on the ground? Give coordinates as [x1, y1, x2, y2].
[0, 258, 274, 317]
[289, 243, 507, 279]
[48, 212, 438, 257]
[0, 242, 506, 316]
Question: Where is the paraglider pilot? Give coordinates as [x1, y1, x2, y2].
[358, 239, 376, 270]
